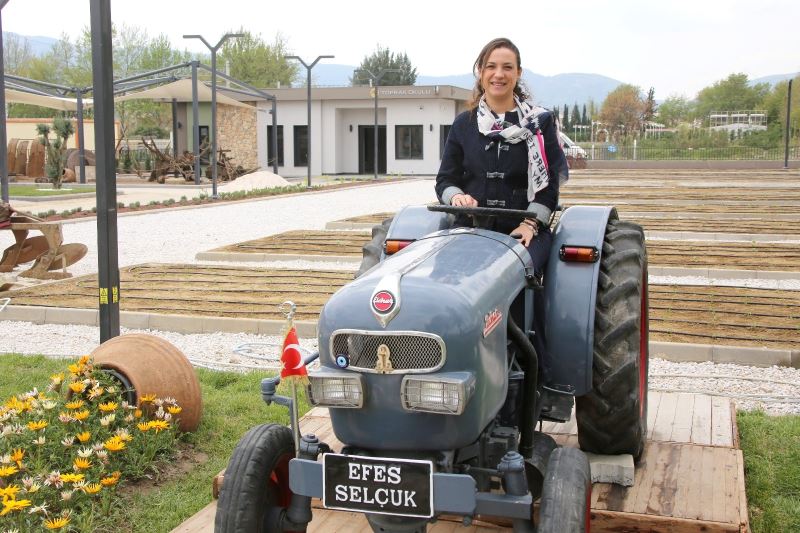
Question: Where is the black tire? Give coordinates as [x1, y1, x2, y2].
[576, 217, 649, 460]
[215, 424, 296, 533]
[355, 218, 393, 278]
[537, 447, 591, 533]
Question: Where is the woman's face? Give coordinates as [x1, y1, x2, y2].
[479, 46, 521, 101]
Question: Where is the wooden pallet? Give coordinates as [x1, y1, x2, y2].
[174, 392, 750, 533]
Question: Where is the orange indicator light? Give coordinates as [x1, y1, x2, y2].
[559, 245, 599, 263]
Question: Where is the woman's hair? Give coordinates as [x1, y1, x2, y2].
[468, 37, 530, 109]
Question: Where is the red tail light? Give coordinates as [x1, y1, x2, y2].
[559, 245, 599, 263]
[384, 239, 413, 255]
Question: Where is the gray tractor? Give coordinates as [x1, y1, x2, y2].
[215, 204, 648, 532]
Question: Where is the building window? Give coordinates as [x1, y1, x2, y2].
[395, 125, 423, 160]
[439, 125, 451, 159]
[294, 125, 308, 167]
[267, 125, 284, 167]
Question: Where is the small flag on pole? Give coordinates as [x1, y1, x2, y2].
[280, 325, 308, 382]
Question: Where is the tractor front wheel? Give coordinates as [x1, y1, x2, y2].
[576, 218, 648, 460]
[215, 424, 296, 533]
[537, 447, 592, 533]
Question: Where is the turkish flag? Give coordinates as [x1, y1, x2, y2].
[280, 326, 308, 381]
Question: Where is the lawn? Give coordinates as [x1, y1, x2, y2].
[9, 184, 96, 197]
[0, 353, 310, 532]
[738, 410, 800, 532]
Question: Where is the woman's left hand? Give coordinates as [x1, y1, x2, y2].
[513, 222, 538, 247]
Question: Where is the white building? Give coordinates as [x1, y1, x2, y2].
[254, 85, 471, 177]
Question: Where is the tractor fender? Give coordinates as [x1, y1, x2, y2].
[386, 205, 453, 242]
[543, 205, 617, 396]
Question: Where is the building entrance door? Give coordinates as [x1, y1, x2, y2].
[358, 125, 386, 175]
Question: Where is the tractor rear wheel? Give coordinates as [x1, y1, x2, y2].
[537, 447, 591, 533]
[576, 218, 648, 460]
[355, 217, 392, 278]
[215, 424, 296, 533]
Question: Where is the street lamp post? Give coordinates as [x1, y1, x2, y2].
[354, 68, 400, 180]
[183, 32, 243, 199]
[286, 55, 334, 188]
[0, 0, 10, 203]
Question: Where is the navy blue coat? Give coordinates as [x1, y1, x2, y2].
[435, 107, 567, 231]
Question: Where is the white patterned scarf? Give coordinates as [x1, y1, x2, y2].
[477, 95, 549, 201]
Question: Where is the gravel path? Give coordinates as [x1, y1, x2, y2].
[2, 179, 799, 414]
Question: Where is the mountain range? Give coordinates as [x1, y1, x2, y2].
[5, 32, 798, 107]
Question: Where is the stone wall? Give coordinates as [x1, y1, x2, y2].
[217, 104, 258, 170]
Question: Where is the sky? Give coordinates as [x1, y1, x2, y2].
[4, 0, 799, 98]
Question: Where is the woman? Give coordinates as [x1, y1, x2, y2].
[435, 37, 568, 274]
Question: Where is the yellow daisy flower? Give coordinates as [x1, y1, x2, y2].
[50, 372, 65, 384]
[137, 422, 150, 432]
[65, 400, 85, 410]
[73, 458, 91, 470]
[84, 483, 102, 494]
[60, 473, 84, 483]
[0, 465, 18, 477]
[103, 437, 126, 452]
[139, 393, 157, 403]
[72, 410, 90, 422]
[148, 420, 171, 433]
[87, 387, 104, 399]
[134, 408, 143, 418]
[167, 405, 183, 415]
[44, 516, 70, 529]
[68, 382, 86, 393]
[26, 420, 48, 431]
[100, 471, 120, 486]
[76, 431, 91, 443]
[10, 448, 23, 463]
[98, 401, 118, 412]
[0, 498, 31, 516]
[0, 485, 19, 499]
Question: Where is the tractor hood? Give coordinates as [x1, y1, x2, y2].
[316, 229, 532, 451]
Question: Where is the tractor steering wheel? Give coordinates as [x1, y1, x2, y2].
[427, 204, 532, 230]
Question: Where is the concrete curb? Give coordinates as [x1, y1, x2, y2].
[195, 251, 361, 264]
[1, 304, 796, 368]
[646, 231, 799, 242]
[0, 305, 318, 337]
[649, 266, 800, 280]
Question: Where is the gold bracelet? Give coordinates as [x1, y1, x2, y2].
[521, 219, 537, 229]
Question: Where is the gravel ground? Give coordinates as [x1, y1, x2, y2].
[2, 179, 799, 414]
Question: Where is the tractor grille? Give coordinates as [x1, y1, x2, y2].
[330, 330, 446, 374]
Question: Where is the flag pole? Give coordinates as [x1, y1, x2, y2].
[280, 300, 302, 455]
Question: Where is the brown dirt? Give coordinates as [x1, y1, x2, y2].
[211, 230, 367, 256]
[5, 264, 799, 350]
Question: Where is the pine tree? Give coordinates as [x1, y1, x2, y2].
[581, 104, 588, 125]
[562, 104, 570, 130]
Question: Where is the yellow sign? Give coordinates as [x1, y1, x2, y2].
[99, 287, 108, 305]
[112, 286, 119, 304]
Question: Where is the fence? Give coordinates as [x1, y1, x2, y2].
[584, 143, 800, 161]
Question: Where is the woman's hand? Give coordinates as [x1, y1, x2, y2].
[451, 193, 478, 207]
[513, 219, 539, 246]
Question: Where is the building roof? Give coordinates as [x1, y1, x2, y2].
[252, 85, 471, 102]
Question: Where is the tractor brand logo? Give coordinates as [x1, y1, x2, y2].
[375, 344, 394, 373]
[372, 291, 396, 314]
[483, 308, 503, 338]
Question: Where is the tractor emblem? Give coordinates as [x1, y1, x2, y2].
[372, 291, 396, 314]
[375, 344, 394, 373]
[483, 308, 503, 337]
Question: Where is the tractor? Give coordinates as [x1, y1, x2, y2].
[215, 203, 649, 532]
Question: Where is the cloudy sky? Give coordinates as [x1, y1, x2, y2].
[4, 0, 799, 98]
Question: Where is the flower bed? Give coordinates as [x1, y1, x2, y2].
[0, 356, 181, 531]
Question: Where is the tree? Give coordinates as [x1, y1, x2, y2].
[581, 104, 587, 125]
[3, 32, 34, 75]
[219, 30, 298, 88]
[36, 117, 74, 189]
[694, 73, 770, 123]
[642, 87, 657, 125]
[761, 76, 800, 140]
[571, 103, 581, 126]
[351, 46, 417, 86]
[599, 84, 645, 137]
[562, 104, 570, 130]
[657, 95, 694, 127]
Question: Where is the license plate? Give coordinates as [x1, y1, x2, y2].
[322, 453, 433, 518]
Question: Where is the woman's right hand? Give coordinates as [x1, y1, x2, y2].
[451, 193, 478, 207]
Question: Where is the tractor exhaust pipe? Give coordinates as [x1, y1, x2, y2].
[507, 318, 538, 459]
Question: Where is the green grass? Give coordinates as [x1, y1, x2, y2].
[0, 353, 310, 532]
[738, 410, 800, 532]
[9, 184, 96, 197]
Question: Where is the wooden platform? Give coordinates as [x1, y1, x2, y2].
[173, 392, 749, 533]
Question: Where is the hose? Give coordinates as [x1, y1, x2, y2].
[507, 317, 538, 458]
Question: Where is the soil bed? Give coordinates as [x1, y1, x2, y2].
[210, 230, 368, 256]
[5, 266, 798, 350]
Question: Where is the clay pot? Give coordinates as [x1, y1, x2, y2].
[62, 168, 76, 183]
[90, 334, 203, 432]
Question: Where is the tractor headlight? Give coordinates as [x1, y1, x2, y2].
[401, 372, 475, 415]
[307, 370, 364, 408]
